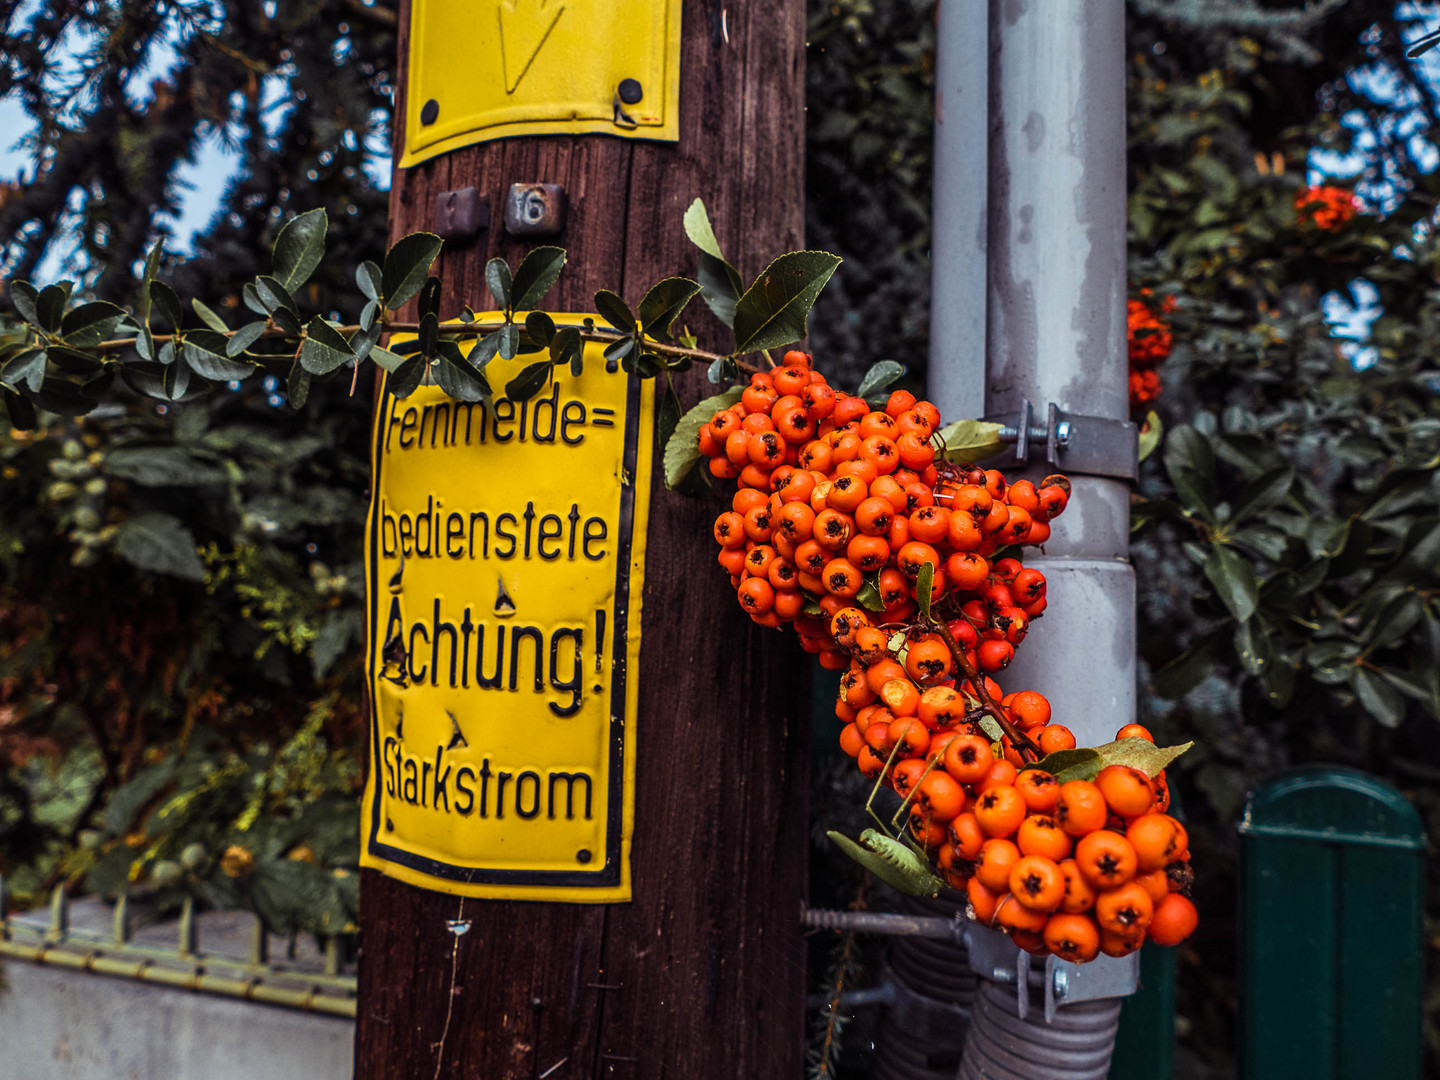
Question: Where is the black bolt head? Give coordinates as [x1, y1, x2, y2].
[420, 99, 439, 125]
[617, 78, 643, 105]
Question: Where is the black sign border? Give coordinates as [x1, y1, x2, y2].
[363, 366, 641, 891]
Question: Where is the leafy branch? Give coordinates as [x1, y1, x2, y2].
[0, 200, 840, 433]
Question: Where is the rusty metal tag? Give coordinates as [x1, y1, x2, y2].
[402, 0, 682, 168]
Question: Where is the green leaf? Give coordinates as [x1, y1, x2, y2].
[505, 360, 552, 402]
[9, 281, 40, 327]
[856, 578, 885, 612]
[1231, 467, 1294, 525]
[254, 275, 297, 314]
[656, 379, 682, 461]
[1151, 633, 1223, 699]
[510, 246, 567, 310]
[525, 309, 557, 346]
[355, 260, 382, 303]
[1203, 544, 1259, 622]
[731, 251, 841, 354]
[857, 359, 906, 401]
[36, 284, 69, 333]
[826, 830, 946, 898]
[299, 317, 356, 375]
[1353, 668, 1405, 728]
[683, 198, 727, 261]
[594, 289, 636, 333]
[662, 386, 744, 488]
[916, 562, 934, 621]
[0, 348, 47, 393]
[417, 275, 442, 319]
[61, 301, 129, 346]
[934, 419, 1005, 463]
[638, 277, 703, 343]
[2, 388, 37, 430]
[271, 207, 327, 292]
[1025, 738, 1193, 783]
[435, 355, 492, 402]
[183, 332, 258, 381]
[382, 233, 444, 311]
[387, 356, 427, 398]
[137, 241, 164, 323]
[143, 283, 179, 333]
[497, 322, 520, 361]
[485, 257, 513, 310]
[288, 360, 312, 408]
[227, 321, 268, 357]
[106, 446, 228, 487]
[115, 513, 206, 581]
[468, 331, 501, 369]
[190, 298, 229, 333]
[1138, 411, 1163, 462]
[549, 326, 582, 374]
[418, 312, 440, 357]
[368, 346, 406, 373]
[684, 199, 744, 327]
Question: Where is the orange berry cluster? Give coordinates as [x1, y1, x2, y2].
[1127, 294, 1172, 410]
[1294, 184, 1358, 231]
[701, 351, 1069, 641]
[949, 730, 1195, 961]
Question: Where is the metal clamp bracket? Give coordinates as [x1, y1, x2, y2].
[987, 398, 1138, 481]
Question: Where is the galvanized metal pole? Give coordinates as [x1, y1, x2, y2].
[928, 0, 990, 422]
[926, 0, 1138, 1075]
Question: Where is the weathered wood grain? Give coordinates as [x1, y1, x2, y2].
[356, 2, 808, 1076]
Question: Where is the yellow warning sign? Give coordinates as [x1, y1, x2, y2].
[361, 324, 653, 901]
[401, 0, 682, 168]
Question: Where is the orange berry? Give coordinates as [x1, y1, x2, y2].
[1074, 830, 1139, 890]
[948, 812, 985, 860]
[1135, 868, 1170, 905]
[1126, 814, 1189, 871]
[943, 733, 994, 784]
[1008, 691, 1052, 729]
[1095, 765, 1155, 819]
[975, 837, 1021, 893]
[993, 893, 1049, 933]
[1015, 814, 1072, 862]
[1008, 855, 1065, 912]
[1146, 893, 1199, 947]
[1095, 881, 1154, 935]
[915, 771, 967, 822]
[1037, 724, 1076, 754]
[1116, 723, 1154, 743]
[918, 685, 967, 729]
[1099, 928, 1145, 958]
[1015, 769, 1060, 813]
[1058, 859, 1098, 914]
[974, 784, 1028, 838]
[1056, 780, 1108, 837]
[865, 658, 909, 695]
[967, 876, 1001, 924]
[1043, 913, 1100, 964]
[904, 637, 954, 685]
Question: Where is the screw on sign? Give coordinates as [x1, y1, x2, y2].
[696, 352, 1199, 962]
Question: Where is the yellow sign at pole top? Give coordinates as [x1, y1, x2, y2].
[361, 326, 653, 901]
[401, 0, 682, 168]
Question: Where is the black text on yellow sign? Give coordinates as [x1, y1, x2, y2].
[362, 328, 652, 901]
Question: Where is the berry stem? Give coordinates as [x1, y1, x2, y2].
[929, 617, 1042, 762]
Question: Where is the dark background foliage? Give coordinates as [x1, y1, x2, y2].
[2, 0, 1439, 1076]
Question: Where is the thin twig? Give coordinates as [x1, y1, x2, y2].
[930, 617, 1042, 762]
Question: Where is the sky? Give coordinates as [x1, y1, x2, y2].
[0, 2, 392, 281]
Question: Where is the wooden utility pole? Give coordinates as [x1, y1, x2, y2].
[354, 2, 808, 1078]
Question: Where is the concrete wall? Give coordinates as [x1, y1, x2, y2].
[0, 960, 354, 1080]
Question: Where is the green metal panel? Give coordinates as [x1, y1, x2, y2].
[1238, 766, 1424, 1080]
[1108, 943, 1176, 1079]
